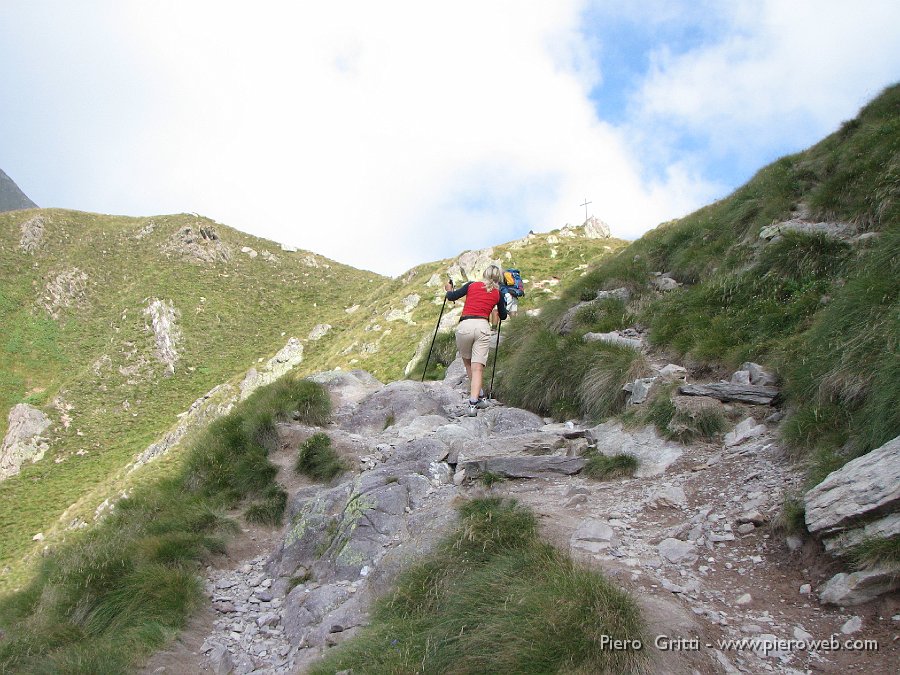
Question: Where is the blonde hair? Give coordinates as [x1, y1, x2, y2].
[482, 264, 502, 292]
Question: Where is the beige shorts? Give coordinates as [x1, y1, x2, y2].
[456, 318, 492, 366]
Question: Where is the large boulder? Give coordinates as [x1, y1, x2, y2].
[818, 567, 900, 606]
[271, 437, 457, 649]
[338, 381, 456, 435]
[308, 369, 384, 412]
[583, 216, 611, 239]
[480, 407, 545, 437]
[0, 404, 52, 480]
[582, 331, 642, 351]
[442, 356, 468, 389]
[586, 422, 682, 477]
[804, 435, 900, 536]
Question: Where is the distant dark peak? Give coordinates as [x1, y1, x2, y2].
[0, 168, 38, 212]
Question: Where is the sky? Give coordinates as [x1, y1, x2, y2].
[1, 1, 898, 276]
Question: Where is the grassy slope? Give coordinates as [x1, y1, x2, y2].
[0, 210, 377, 588]
[496, 83, 899, 480]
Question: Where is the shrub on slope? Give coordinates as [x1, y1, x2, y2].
[0, 376, 330, 673]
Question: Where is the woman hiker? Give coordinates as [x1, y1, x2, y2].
[444, 264, 508, 417]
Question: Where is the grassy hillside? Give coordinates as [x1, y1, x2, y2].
[0, 210, 379, 588]
[495, 83, 899, 483]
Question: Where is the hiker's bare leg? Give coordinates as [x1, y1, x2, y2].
[462, 357, 472, 382]
[470, 362, 485, 402]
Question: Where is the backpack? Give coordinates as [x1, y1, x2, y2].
[501, 268, 525, 297]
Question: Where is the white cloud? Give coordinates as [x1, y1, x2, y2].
[627, 0, 900, 165]
[25, 0, 713, 274]
[2, 1, 898, 276]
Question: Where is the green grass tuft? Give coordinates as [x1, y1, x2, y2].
[479, 470, 506, 487]
[309, 497, 646, 674]
[848, 536, 900, 571]
[294, 432, 347, 482]
[496, 318, 647, 421]
[774, 494, 808, 535]
[639, 384, 726, 443]
[245, 484, 289, 526]
[583, 453, 639, 480]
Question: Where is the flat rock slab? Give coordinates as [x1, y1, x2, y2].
[819, 567, 900, 606]
[460, 455, 585, 479]
[678, 383, 779, 405]
[570, 518, 618, 554]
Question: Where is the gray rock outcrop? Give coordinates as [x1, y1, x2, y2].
[805, 435, 900, 605]
[740, 362, 776, 386]
[583, 216, 611, 239]
[583, 331, 642, 351]
[240, 339, 304, 399]
[804, 435, 900, 537]
[818, 567, 900, 606]
[162, 224, 231, 263]
[307, 324, 332, 341]
[270, 438, 457, 652]
[307, 370, 383, 414]
[338, 381, 456, 435]
[144, 299, 181, 375]
[41, 268, 88, 319]
[130, 338, 307, 472]
[759, 218, 853, 242]
[678, 383, 779, 405]
[455, 248, 498, 281]
[0, 404, 52, 480]
[19, 215, 45, 252]
[587, 422, 682, 477]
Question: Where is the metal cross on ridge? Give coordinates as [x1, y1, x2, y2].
[580, 198, 592, 221]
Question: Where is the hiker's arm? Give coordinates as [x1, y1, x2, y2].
[496, 291, 508, 321]
[445, 282, 471, 301]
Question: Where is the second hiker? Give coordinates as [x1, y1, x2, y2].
[444, 265, 508, 417]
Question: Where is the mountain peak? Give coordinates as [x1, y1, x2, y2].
[0, 168, 37, 212]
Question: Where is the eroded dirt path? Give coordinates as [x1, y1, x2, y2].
[140, 448, 312, 675]
[500, 427, 900, 674]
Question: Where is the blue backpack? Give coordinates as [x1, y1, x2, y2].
[502, 269, 525, 297]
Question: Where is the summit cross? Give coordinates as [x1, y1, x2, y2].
[580, 198, 592, 221]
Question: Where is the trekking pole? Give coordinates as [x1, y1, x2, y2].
[489, 319, 502, 399]
[421, 277, 453, 382]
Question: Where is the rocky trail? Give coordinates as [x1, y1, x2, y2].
[142, 364, 898, 674]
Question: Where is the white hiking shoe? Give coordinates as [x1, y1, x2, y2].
[467, 403, 478, 417]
